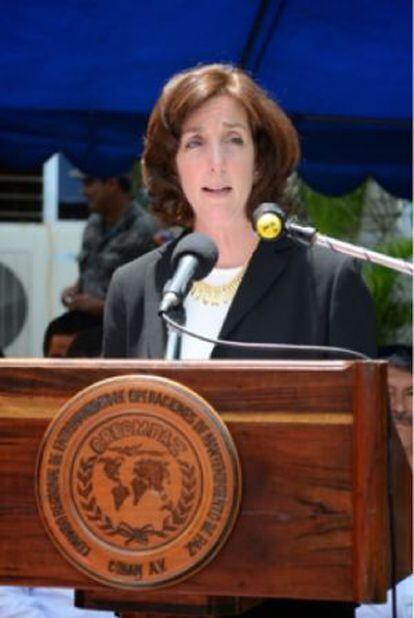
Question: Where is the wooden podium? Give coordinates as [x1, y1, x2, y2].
[0, 358, 411, 617]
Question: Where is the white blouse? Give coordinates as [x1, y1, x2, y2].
[180, 265, 245, 359]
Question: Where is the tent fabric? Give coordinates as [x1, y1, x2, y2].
[0, 0, 411, 198]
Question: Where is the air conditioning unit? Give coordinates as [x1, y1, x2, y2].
[0, 154, 85, 358]
[0, 224, 50, 356]
[0, 222, 83, 357]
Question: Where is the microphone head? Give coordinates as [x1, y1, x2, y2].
[171, 232, 219, 280]
[252, 203, 286, 240]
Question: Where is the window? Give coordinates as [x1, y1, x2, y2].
[0, 169, 43, 222]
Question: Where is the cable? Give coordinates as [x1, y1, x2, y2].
[162, 312, 370, 361]
[386, 396, 398, 618]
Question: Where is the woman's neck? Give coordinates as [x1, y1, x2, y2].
[194, 218, 259, 267]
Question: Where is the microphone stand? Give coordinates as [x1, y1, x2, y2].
[164, 305, 185, 360]
[286, 222, 414, 276]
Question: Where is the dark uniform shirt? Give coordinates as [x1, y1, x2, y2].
[78, 201, 159, 299]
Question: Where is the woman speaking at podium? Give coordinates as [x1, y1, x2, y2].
[103, 62, 375, 363]
[103, 63, 376, 617]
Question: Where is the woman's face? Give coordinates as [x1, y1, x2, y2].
[175, 95, 256, 228]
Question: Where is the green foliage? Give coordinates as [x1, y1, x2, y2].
[297, 178, 412, 346]
[298, 181, 366, 241]
[363, 238, 412, 345]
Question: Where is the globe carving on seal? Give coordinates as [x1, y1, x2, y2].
[36, 375, 242, 589]
[74, 413, 202, 551]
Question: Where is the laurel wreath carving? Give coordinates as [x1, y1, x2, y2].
[77, 455, 196, 546]
[162, 460, 196, 532]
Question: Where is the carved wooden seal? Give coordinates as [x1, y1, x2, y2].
[36, 375, 241, 589]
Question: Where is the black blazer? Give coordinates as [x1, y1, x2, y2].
[103, 235, 376, 360]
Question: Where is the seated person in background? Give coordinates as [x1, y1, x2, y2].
[43, 311, 102, 358]
[65, 325, 104, 358]
[44, 173, 160, 357]
[380, 344, 412, 466]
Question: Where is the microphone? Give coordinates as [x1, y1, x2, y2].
[252, 203, 414, 276]
[252, 202, 317, 244]
[252, 202, 286, 240]
[159, 232, 218, 315]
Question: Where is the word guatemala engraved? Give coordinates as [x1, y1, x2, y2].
[36, 375, 241, 589]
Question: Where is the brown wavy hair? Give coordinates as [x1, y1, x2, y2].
[142, 63, 300, 227]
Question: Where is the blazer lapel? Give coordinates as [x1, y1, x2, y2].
[145, 237, 180, 359]
[145, 289, 166, 359]
[216, 238, 296, 345]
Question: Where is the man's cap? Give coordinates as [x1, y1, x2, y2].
[68, 168, 87, 180]
[69, 168, 130, 183]
[378, 344, 412, 371]
[69, 169, 132, 193]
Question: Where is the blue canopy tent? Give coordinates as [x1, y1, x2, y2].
[0, 0, 411, 198]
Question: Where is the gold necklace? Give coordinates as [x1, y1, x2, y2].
[190, 265, 247, 305]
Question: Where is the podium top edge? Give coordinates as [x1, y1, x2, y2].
[0, 358, 386, 371]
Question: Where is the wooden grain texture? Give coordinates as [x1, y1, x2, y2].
[0, 359, 411, 604]
[75, 589, 260, 616]
[352, 362, 388, 600]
